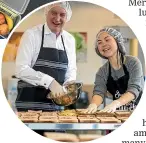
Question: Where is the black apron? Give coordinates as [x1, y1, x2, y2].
[106, 62, 142, 111]
[16, 25, 68, 111]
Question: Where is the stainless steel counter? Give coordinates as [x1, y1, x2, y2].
[25, 123, 122, 130]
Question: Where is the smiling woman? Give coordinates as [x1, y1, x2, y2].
[84, 27, 144, 114]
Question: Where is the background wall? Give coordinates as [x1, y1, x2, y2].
[2, 2, 144, 103]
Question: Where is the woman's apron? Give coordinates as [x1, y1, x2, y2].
[15, 25, 68, 111]
[106, 63, 142, 111]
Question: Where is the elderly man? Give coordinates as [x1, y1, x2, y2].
[15, 2, 76, 111]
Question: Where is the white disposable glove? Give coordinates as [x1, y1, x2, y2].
[63, 80, 75, 86]
[83, 103, 98, 114]
[48, 80, 66, 98]
[100, 100, 121, 113]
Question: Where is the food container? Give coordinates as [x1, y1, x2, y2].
[0, 0, 30, 38]
[50, 82, 83, 106]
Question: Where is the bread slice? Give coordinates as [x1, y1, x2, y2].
[76, 109, 96, 115]
[76, 109, 87, 112]
[117, 117, 128, 122]
[115, 111, 131, 117]
[77, 115, 95, 118]
[20, 116, 38, 123]
[28, 110, 42, 113]
[78, 134, 103, 141]
[44, 132, 79, 142]
[78, 118, 100, 123]
[58, 110, 77, 116]
[16, 112, 26, 117]
[39, 116, 59, 123]
[97, 117, 121, 123]
[95, 111, 115, 117]
[40, 112, 58, 117]
[59, 117, 78, 123]
[58, 116, 78, 119]
[20, 112, 39, 117]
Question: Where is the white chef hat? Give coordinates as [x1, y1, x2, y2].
[44, 1, 72, 22]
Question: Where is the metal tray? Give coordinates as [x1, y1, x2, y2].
[1, 0, 30, 14]
[25, 123, 122, 130]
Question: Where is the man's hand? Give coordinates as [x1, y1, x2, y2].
[63, 80, 75, 86]
[48, 80, 65, 98]
[100, 100, 121, 113]
[63, 80, 76, 93]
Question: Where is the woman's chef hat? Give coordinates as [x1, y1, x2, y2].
[44, 1, 72, 22]
[95, 27, 126, 59]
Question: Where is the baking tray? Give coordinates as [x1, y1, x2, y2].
[25, 123, 122, 130]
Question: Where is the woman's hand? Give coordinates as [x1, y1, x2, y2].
[100, 100, 121, 113]
[83, 103, 98, 114]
